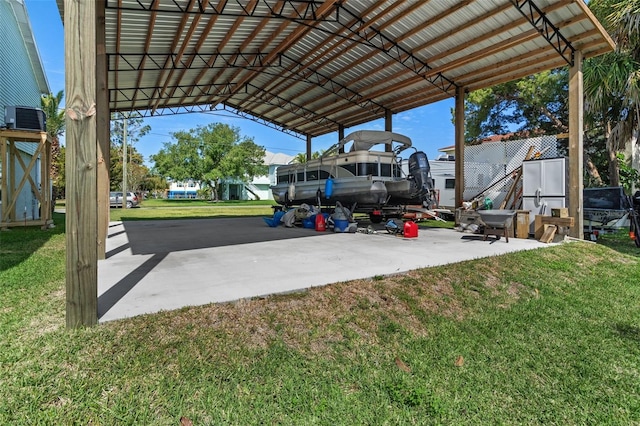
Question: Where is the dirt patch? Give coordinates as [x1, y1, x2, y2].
[106, 255, 541, 359]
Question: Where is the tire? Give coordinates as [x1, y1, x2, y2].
[126, 201, 133, 208]
[369, 213, 383, 224]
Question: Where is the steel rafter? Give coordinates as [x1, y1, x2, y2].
[110, 51, 273, 71]
[112, 103, 306, 139]
[106, 0, 338, 21]
[510, 0, 574, 66]
[240, 82, 339, 131]
[334, 3, 458, 97]
[113, 78, 337, 134]
[277, 53, 387, 117]
[110, 82, 238, 102]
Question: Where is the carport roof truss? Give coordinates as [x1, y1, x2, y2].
[59, 0, 614, 139]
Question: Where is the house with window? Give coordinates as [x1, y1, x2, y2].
[0, 0, 51, 226]
[165, 151, 295, 200]
[166, 180, 200, 199]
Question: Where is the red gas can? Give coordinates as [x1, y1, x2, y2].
[315, 213, 326, 232]
[403, 220, 418, 238]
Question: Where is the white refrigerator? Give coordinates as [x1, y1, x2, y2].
[522, 157, 568, 233]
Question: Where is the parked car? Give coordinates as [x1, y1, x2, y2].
[109, 191, 139, 208]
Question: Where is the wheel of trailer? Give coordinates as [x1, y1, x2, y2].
[369, 213, 383, 224]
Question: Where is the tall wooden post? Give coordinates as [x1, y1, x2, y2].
[568, 51, 584, 239]
[338, 124, 345, 153]
[306, 134, 312, 161]
[65, 0, 98, 327]
[454, 86, 465, 209]
[385, 109, 392, 152]
[96, 0, 109, 259]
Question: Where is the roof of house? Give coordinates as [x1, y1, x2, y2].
[8, 0, 49, 94]
[264, 151, 295, 166]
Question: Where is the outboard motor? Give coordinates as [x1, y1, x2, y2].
[408, 151, 436, 208]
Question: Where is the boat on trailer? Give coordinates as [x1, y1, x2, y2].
[270, 130, 438, 222]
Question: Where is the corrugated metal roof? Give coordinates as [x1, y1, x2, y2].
[57, 0, 614, 139]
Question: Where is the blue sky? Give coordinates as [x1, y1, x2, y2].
[24, 0, 456, 164]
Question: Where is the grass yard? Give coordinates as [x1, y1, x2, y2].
[1, 205, 639, 424]
[109, 198, 275, 221]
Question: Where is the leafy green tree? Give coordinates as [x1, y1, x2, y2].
[109, 113, 151, 191]
[52, 145, 66, 199]
[461, 70, 568, 143]
[292, 151, 323, 163]
[109, 145, 146, 191]
[584, 0, 640, 189]
[460, 0, 640, 189]
[458, 71, 609, 184]
[140, 174, 168, 199]
[151, 123, 267, 200]
[41, 91, 65, 201]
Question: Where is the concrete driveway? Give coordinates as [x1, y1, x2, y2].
[98, 217, 548, 322]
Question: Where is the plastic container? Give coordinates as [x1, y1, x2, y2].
[325, 178, 334, 198]
[315, 212, 326, 231]
[302, 215, 315, 229]
[404, 220, 418, 238]
[263, 210, 285, 227]
[334, 219, 349, 232]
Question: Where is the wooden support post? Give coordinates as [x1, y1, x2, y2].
[385, 109, 392, 152]
[569, 51, 584, 239]
[338, 124, 345, 154]
[0, 130, 52, 228]
[9, 142, 16, 222]
[96, 0, 109, 259]
[65, 0, 98, 327]
[0, 135, 6, 229]
[306, 134, 312, 161]
[42, 132, 52, 227]
[454, 86, 465, 209]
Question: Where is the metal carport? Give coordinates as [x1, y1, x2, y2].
[56, 0, 614, 326]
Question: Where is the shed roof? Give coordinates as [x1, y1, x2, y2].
[56, 0, 614, 139]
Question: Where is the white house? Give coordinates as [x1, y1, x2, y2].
[1, 0, 50, 224]
[165, 150, 295, 200]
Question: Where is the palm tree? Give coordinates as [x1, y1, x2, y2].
[292, 150, 324, 163]
[584, 0, 640, 188]
[41, 90, 65, 203]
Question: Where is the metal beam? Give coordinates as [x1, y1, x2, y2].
[510, 0, 575, 66]
[105, 0, 339, 21]
[110, 51, 274, 71]
[278, 53, 387, 116]
[112, 103, 306, 140]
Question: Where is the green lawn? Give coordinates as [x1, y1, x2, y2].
[1, 207, 639, 424]
[109, 198, 276, 221]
